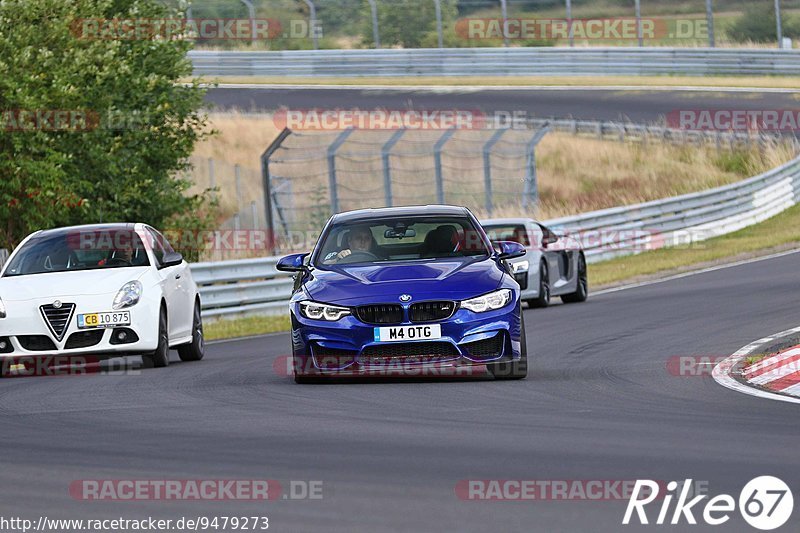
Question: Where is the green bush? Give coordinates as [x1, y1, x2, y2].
[0, 0, 216, 251]
[727, 5, 800, 43]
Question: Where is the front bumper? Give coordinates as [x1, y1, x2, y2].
[0, 294, 159, 358]
[290, 300, 523, 377]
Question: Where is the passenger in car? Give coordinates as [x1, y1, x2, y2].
[423, 225, 458, 257]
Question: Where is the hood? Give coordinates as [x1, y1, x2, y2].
[0, 268, 149, 302]
[304, 257, 504, 305]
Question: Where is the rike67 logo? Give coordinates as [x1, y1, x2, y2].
[623, 477, 793, 530]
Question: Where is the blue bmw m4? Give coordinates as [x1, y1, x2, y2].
[276, 205, 528, 383]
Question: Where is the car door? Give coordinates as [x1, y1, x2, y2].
[537, 223, 569, 293]
[147, 228, 192, 341]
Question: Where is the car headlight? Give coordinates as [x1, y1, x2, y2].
[460, 289, 512, 313]
[299, 301, 350, 321]
[113, 281, 143, 310]
[511, 260, 529, 274]
[0, 297, 5, 318]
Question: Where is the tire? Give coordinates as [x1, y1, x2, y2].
[489, 314, 528, 380]
[142, 306, 169, 368]
[561, 254, 588, 304]
[178, 300, 205, 362]
[527, 262, 550, 309]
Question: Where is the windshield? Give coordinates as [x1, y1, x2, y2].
[314, 216, 490, 267]
[3, 229, 150, 276]
[482, 224, 531, 247]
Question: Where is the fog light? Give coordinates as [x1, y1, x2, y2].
[0, 337, 12, 353]
[110, 328, 138, 345]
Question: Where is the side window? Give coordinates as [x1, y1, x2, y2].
[146, 228, 167, 267]
[536, 224, 558, 248]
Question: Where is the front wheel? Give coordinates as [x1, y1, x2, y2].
[527, 262, 550, 309]
[142, 306, 170, 368]
[561, 254, 588, 304]
[178, 300, 205, 362]
[489, 314, 528, 380]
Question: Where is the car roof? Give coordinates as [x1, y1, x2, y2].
[480, 218, 537, 226]
[332, 205, 472, 223]
[34, 223, 138, 239]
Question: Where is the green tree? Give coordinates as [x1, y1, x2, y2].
[728, 5, 800, 43]
[363, 0, 458, 48]
[0, 0, 215, 253]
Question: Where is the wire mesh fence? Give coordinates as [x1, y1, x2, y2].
[169, 0, 800, 51]
[263, 126, 549, 250]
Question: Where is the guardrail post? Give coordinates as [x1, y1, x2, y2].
[483, 129, 508, 216]
[261, 128, 292, 255]
[327, 128, 355, 214]
[367, 0, 381, 48]
[303, 0, 319, 50]
[705, 0, 715, 48]
[434, 128, 456, 204]
[523, 124, 550, 211]
[635, 0, 643, 47]
[381, 129, 406, 207]
[434, 0, 444, 49]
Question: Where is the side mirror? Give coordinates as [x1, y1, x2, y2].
[542, 233, 560, 247]
[162, 251, 184, 267]
[276, 253, 309, 273]
[495, 241, 526, 261]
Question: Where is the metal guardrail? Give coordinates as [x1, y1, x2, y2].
[189, 47, 800, 77]
[192, 256, 292, 318]
[193, 151, 800, 319]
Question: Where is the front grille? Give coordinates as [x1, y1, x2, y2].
[18, 335, 57, 351]
[360, 341, 459, 363]
[409, 301, 457, 322]
[40, 303, 75, 341]
[514, 272, 528, 290]
[65, 330, 104, 349]
[462, 333, 505, 358]
[356, 304, 403, 325]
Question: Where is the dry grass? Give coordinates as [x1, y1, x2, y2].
[533, 134, 795, 219]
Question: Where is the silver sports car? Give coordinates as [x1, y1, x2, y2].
[481, 218, 587, 308]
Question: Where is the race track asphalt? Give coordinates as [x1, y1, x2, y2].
[203, 86, 800, 123]
[1, 251, 799, 532]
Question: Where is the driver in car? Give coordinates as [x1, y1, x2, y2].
[97, 242, 134, 266]
[323, 225, 375, 264]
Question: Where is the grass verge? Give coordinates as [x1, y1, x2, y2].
[195, 75, 800, 90]
[590, 202, 800, 288]
[205, 314, 290, 341]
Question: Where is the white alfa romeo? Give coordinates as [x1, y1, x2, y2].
[0, 223, 204, 370]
